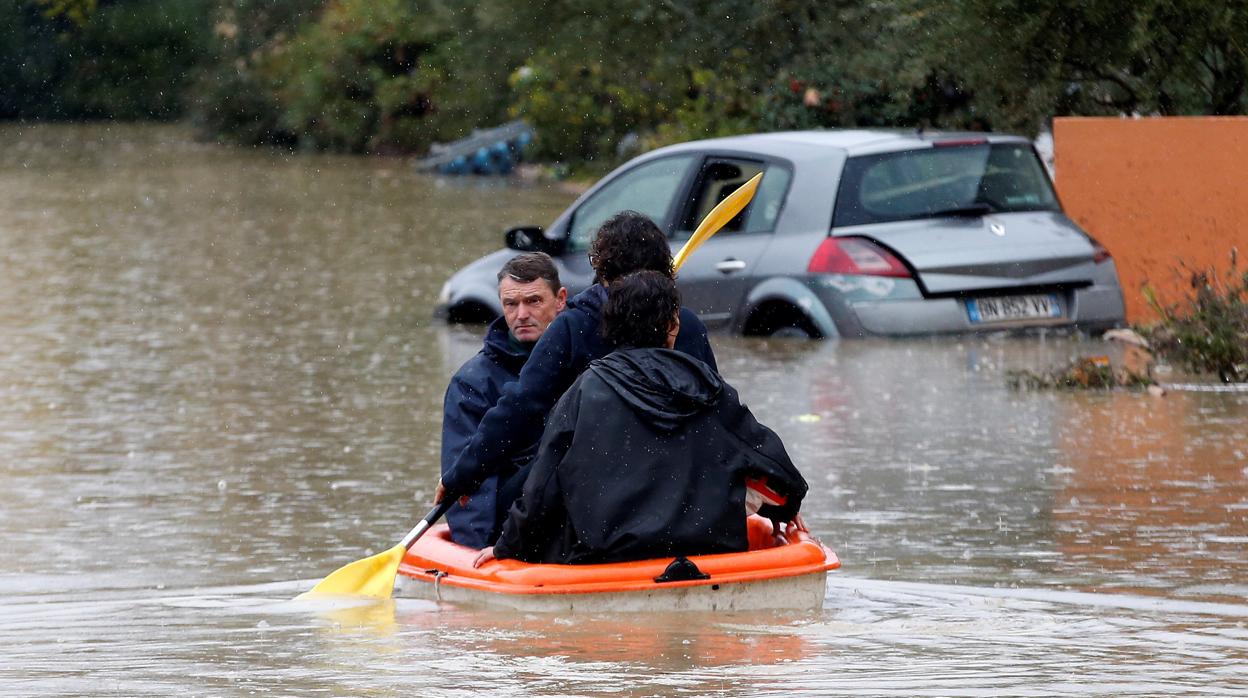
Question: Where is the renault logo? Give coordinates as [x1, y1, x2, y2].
[989, 222, 1006, 237]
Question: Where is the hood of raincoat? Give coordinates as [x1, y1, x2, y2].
[589, 347, 723, 432]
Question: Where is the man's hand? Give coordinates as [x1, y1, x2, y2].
[771, 513, 810, 545]
[770, 519, 785, 546]
[472, 546, 496, 568]
[433, 479, 469, 507]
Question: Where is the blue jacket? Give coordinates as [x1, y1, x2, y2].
[442, 283, 718, 497]
[441, 317, 535, 548]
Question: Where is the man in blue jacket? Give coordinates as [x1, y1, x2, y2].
[436, 211, 718, 527]
[440, 252, 566, 548]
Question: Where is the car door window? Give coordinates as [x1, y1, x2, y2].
[567, 155, 695, 250]
[675, 158, 792, 237]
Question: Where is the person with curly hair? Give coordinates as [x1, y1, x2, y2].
[436, 212, 718, 542]
[473, 271, 807, 566]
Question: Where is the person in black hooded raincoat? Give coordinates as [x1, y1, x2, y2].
[475, 270, 807, 566]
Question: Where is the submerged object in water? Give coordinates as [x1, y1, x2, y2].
[397, 515, 839, 612]
[415, 121, 533, 176]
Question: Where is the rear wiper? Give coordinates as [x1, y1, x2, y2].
[928, 202, 996, 217]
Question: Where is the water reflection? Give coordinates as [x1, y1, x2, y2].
[1054, 390, 1248, 600]
[5, 579, 1245, 696]
[2, 124, 1246, 695]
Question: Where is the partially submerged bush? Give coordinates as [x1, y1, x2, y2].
[1138, 252, 1248, 383]
[1007, 356, 1157, 391]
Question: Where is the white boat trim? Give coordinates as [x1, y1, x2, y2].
[395, 570, 829, 612]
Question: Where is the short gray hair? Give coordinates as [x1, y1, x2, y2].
[497, 252, 562, 294]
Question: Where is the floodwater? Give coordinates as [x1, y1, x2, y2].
[2, 124, 1245, 696]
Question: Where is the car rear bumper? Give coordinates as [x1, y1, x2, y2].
[806, 276, 1125, 336]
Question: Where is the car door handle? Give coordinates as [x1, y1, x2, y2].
[715, 259, 747, 274]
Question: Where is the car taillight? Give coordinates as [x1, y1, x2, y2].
[1090, 238, 1112, 264]
[807, 236, 911, 277]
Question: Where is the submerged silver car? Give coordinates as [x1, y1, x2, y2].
[435, 130, 1125, 338]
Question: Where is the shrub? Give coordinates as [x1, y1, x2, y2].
[1139, 252, 1248, 383]
[508, 52, 673, 164]
[264, 0, 449, 154]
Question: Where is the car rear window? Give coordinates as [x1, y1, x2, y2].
[832, 143, 1060, 227]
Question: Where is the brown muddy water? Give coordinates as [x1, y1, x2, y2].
[1, 124, 1246, 696]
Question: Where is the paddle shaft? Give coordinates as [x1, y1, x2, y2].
[400, 499, 457, 550]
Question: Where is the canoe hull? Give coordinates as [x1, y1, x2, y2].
[396, 567, 827, 612]
[397, 517, 839, 612]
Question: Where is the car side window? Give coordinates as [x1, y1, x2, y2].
[675, 158, 792, 237]
[567, 155, 695, 250]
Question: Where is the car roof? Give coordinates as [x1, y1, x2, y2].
[649, 129, 1033, 161]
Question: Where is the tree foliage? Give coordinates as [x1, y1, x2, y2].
[941, 0, 1248, 131]
[5, 0, 1247, 158]
[32, 0, 97, 25]
[2, 0, 212, 120]
[263, 0, 451, 153]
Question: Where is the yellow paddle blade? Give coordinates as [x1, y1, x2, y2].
[673, 172, 764, 271]
[298, 542, 405, 600]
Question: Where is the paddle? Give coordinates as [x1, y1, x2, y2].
[672, 171, 763, 271]
[300, 171, 764, 601]
[299, 499, 455, 600]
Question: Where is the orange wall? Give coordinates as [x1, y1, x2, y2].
[1053, 117, 1248, 322]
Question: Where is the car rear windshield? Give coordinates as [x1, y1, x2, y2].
[832, 143, 1060, 227]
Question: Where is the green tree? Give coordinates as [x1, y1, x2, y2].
[259, 0, 452, 153]
[503, 0, 972, 162]
[752, 1, 976, 132]
[1, 0, 212, 120]
[187, 0, 322, 146]
[0, 2, 65, 118]
[939, 0, 1248, 132]
[59, 0, 214, 119]
[32, 0, 97, 25]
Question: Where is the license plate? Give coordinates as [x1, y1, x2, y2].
[967, 293, 1061, 323]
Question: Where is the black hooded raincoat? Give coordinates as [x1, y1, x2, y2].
[492, 347, 807, 565]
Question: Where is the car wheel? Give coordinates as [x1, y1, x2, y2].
[744, 300, 822, 339]
[768, 325, 815, 339]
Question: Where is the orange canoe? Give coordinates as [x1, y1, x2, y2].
[396, 515, 840, 612]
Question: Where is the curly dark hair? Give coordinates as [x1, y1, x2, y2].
[602, 270, 681, 348]
[588, 211, 674, 283]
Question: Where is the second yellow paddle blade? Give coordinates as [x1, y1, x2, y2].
[673, 172, 764, 271]
[298, 543, 405, 600]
